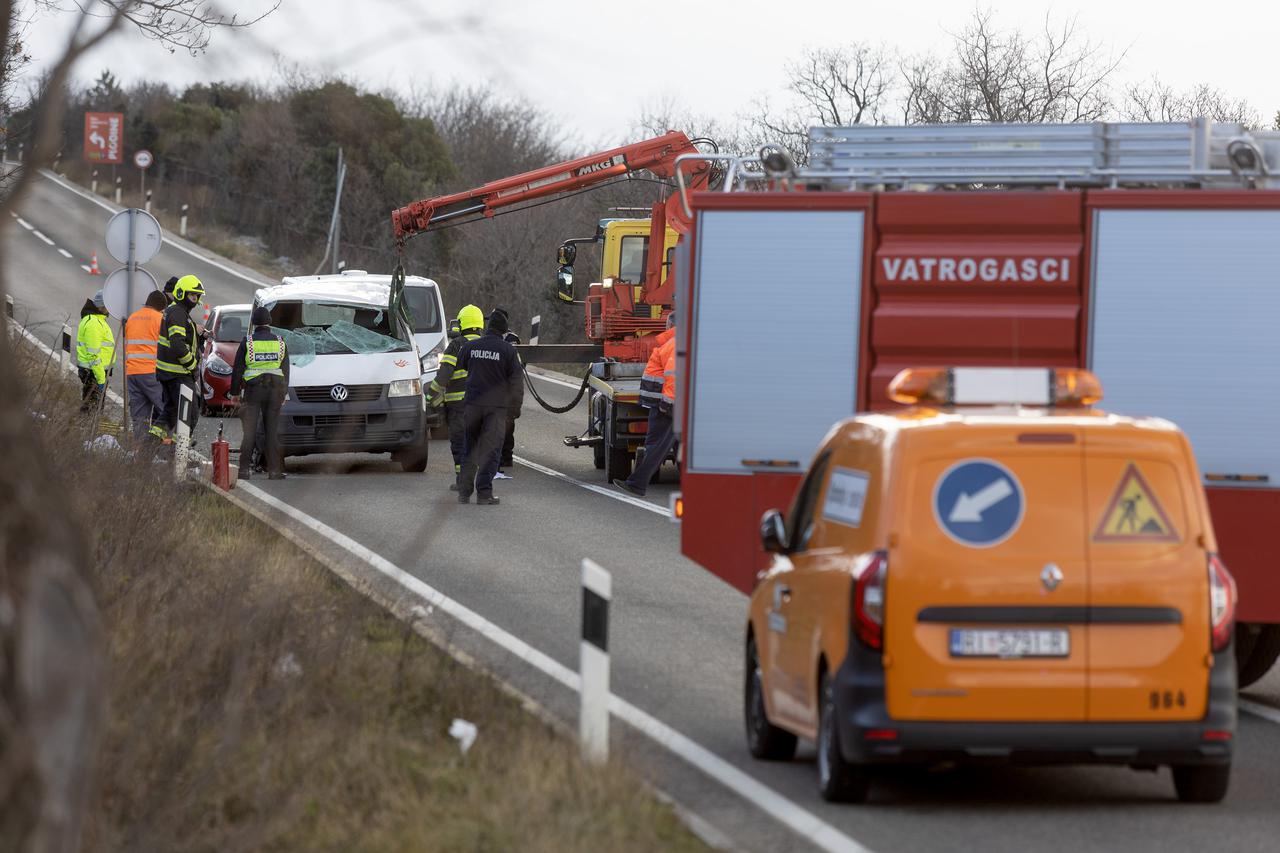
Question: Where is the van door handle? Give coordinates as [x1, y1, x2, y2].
[778, 585, 791, 602]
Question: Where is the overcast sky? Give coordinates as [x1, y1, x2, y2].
[16, 0, 1280, 148]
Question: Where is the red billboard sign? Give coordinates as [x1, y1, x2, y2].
[83, 112, 123, 164]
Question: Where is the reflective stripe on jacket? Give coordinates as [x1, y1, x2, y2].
[243, 334, 286, 381]
[124, 306, 163, 375]
[639, 327, 675, 407]
[156, 302, 198, 376]
[76, 313, 115, 384]
[429, 331, 481, 404]
[660, 345, 676, 414]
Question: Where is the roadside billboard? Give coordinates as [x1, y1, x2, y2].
[83, 111, 123, 164]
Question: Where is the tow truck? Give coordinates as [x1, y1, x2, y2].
[391, 131, 710, 481]
[672, 119, 1280, 689]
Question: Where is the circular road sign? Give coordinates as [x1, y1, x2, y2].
[102, 266, 159, 321]
[932, 458, 1025, 548]
[133, 149, 154, 170]
[105, 208, 163, 265]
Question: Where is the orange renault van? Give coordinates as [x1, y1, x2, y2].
[745, 368, 1237, 803]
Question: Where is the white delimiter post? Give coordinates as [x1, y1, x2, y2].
[173, 383, 195, 482]
[580, 558, 611, 764]
[60, 324, 71, 372]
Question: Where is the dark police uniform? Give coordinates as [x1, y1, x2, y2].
[230, 324, 290, 478]
[456, 328, 524, 501]
[429, 328, 483, 477]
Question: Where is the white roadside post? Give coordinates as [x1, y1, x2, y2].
[180, 204, 189, 237]
[60, 325, 72, 372]
[580, 558, 611, 764]
[529, 315, 541, 346]
[91, 169, 99, 194]
[173, 383, 195, 481]
[145, 189, 152, 213]
[4, 294, 12, 319]
[114, 176, 122, 205]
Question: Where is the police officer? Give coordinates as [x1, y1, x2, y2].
[428, 304, 485, 490]
[76, 289, 114, 413]
[156, 274, 206, 437]
[229, 306, 290, 480]
[455, 309, 524, 505]
[492, 306, 522, 477]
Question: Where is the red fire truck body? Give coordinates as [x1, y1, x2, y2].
[674, 123, 1280, 675]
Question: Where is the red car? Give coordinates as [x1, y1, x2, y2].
[200, 303, 251, 414]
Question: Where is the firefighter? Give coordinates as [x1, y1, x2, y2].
[123, 290, 170, 442]
[156, 274, 205, 437]
[614, 315, 677, 498]
[428, 304, 485, 490]
[229, 306, 289, 480]
[455, 309, 524, 505]
[492, 306, 523, 477]
[75, 289, 114, 414]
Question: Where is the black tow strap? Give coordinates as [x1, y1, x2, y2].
[521, 359, 590, 414]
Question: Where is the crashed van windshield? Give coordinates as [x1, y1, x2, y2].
[267, 300, 412, 362]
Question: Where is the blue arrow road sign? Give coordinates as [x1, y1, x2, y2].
[933, 459, 1024, 547]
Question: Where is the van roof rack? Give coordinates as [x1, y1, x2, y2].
[804, 119, 1280, 190]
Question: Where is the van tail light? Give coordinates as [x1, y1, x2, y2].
[853, 550, 888, 650]
[1207, 553, 1237, 653]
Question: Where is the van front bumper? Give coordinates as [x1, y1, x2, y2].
[278, 394, 425, 455]
[833, 640, 1237, 767]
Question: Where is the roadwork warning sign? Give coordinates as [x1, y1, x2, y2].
[1094, 463, 1179, 543]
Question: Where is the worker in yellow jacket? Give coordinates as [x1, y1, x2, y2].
[76, 289, 114, 413]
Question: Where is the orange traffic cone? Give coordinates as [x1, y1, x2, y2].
[88, 252, 101, 275]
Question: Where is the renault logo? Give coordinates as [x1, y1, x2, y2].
[1040, 562, 1063, 592]
[330, 384, 349, 402]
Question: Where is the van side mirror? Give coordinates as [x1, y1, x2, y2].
[556, 265, 574, 303]
[760, 509, 788, 554]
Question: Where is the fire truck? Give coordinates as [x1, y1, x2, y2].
[392, 132, 710, 480]
[672, 119, 1280, 687]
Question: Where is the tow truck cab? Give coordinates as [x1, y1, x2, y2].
[254, 273, 429, 472]
[558, 219, 680, 480]
[745, 368, 1237, 804]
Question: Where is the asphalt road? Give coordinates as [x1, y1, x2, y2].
[7, 166, 1280, 853]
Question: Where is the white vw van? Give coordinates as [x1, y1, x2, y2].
[254, 272, 431, 472]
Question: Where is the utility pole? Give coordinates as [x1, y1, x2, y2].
[331, 147, 344, 274]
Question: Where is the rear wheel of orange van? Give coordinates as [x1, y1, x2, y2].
[1172, 764, 1231, 803]
[745, 635, 797, 761]
[817, 673, 870, 803]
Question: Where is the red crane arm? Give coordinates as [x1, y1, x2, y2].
[391, 131, 707, 243]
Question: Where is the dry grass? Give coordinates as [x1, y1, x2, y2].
[10, 334, 707, 853]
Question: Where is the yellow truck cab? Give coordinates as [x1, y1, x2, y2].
[745, 367, 1237, 804]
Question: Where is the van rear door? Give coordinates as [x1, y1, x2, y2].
[885, 424, 1088, 722]
[1083, 428, 1209, 721]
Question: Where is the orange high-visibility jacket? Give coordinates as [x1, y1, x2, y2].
[124, 306, 163, 375]
[639, 326, 676, 408]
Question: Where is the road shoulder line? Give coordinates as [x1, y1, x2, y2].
[233, 480, 870, 853]
[515, 453, 668, 516]
[1240, 698, 1280, 726]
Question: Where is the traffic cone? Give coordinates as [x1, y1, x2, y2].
[88, 252, 101, 275]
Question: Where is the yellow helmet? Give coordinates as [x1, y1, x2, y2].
[457, 304, 484, 331]
[173, 274, 205, 301]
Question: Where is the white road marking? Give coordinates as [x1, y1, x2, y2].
[1241, 698, 1280, 726]
[58, 248, 73, 258]
[80, 264, 93, 273]
[234, 481, 872, 853]
[16, 217, 33, 229]
[515, 454, 667, 516]
[39, 169, 274, 288]
[31, 229, 55, 245]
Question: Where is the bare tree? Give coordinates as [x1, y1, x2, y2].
[1122, 77, 1259, 126]
[0, 3, 276, 850]
[903, 9, 1123, 124]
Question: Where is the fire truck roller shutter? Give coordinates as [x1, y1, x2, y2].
[688, 210, 864, 473]
[1089, 209, 1280, 490]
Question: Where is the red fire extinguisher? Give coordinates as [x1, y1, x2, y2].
[212, 421, 232, 490]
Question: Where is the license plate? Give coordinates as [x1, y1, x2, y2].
[949, 628, 1069, 659]
[316, 425, 365, 440]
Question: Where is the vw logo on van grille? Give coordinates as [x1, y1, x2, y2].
[330, 384, 349, 402]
